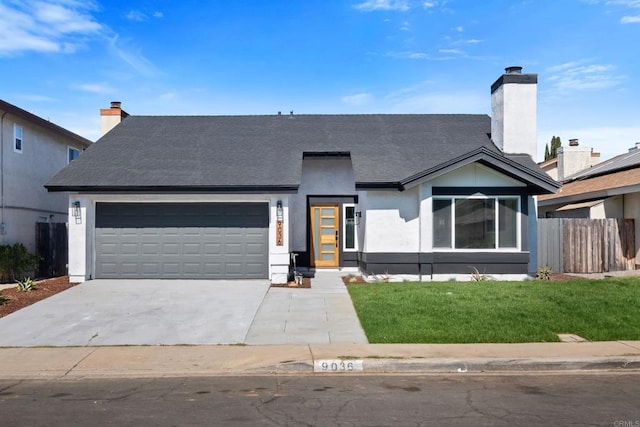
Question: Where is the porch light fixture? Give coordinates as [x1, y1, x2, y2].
[276, 200, 284, 221]
[72, 201, 82, 224]
[355, 211, 362, 225]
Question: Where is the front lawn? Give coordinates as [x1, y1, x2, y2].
[347, 278, 640, 343]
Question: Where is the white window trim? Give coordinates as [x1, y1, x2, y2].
[68, 146, 80, 163]
[433, 195, 521, 252]
[13, 124, 23, 154]
[343, 203, 358, 252]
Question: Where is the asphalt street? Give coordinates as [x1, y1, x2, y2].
[1, 373, 638, 426]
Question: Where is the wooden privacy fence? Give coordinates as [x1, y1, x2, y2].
[538, 218, 635, 273]
[35, 222, 68, 278]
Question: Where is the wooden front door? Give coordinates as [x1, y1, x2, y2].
[310, 205, 339, 267]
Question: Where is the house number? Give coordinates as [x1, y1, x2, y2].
[314, 359, 364, 373]
[276, 220, 284, 246]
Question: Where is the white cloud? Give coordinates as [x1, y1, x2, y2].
[341, 93, 375, 106]
[423, 1, 437, 8]
[108, 35, 162, 78]
[439, 48, 462, 54]
[353, 0, 411, 11]
[621, 14, 640, 22]
[453, 25, 464, 32]
[546, 62, 624, 92]
[125, 10, 164, 21]
[125, 10, 148, 21]
[0, 0, 101, 56]
[400, 21, 411, 30]
[72, 83, 115, 94]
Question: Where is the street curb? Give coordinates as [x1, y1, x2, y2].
[257, 357, 640, 375]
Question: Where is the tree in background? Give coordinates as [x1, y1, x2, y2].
[544, 136, 562, 161]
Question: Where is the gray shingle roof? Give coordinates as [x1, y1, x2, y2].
[46, 114, 557, 193]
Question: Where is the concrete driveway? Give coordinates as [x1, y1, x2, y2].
[0, 280, 270, 347]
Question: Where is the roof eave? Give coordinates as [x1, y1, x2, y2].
[399, 147, 561, 194]
[45, 184, 300, 194]
[1, 99, 92, 148]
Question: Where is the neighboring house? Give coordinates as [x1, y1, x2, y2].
[0, 99, 92, 254]
[539, 142, 640, 261]
[46, 67, 559, 283]
[538, 138, 600, 182]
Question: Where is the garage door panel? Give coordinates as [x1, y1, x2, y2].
[95, 203, 269, 279]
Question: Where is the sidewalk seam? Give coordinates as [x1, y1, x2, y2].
[308, 344, 316, 365]
[61, 347, 98, 378]
[618, 340, 640, 352]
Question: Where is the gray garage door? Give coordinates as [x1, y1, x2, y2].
[95, 203, 269, 279]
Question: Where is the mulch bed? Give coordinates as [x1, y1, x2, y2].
[271, 277, 312, 288]
[0, 276, 77, 318]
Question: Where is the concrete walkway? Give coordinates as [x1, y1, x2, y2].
[1, 341, 639, 379]
[245, 271, 368, 344]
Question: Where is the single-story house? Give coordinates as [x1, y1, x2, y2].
[539, 141, 640, 261]
[46, 67, 559, 283]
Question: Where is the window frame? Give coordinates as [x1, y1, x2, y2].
[432, 195, 521, 251]
[342, 203, 358, 252]
[13, 124, 23, 153]
[68, 146, 80, 163]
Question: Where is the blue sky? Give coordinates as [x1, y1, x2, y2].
[1, 0, 639, 161]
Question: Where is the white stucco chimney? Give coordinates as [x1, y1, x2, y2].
[491, 66, 538, 160]
[557, 138, 598, 180]
[100, 101, 129, 137]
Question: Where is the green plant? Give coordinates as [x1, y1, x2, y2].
[470, 267, 493, 282]
[16, 277, 37, 292]
[0, 243, 40, 283]
[0, 290, 7, 305]
[536, 266, 553, 281]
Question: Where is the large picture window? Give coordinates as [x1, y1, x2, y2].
[433, 196, 520, 250]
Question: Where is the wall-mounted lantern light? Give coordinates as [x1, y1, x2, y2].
[355, 210, 362, 225]
[72, 201, 82, 224]
[276, 200, 284, 221]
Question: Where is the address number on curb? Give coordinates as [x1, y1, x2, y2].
[314, 359, 364, 373]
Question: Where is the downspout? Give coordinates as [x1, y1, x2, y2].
[0, 111, 7, 241]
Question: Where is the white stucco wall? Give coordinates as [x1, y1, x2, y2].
[361, 164, 529, 256]
[430, 163, 526, 188]
[67, 193, 290, 283]
[360, 188, 420, 253]
[289, 157, 356, 252]
[558, 146, 593, 180]
[1, 112, 87, 252]
[491, 82, 537, 160]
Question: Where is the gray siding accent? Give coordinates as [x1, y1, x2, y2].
[359, 252, 530, 276]
[95, 203, 268, 279]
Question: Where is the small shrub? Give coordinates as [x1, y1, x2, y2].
[536, 266, 553, 281]
[0, 244, 40, 283]
[0, 291, 7, 305]
[470, 267, 493, 282]
[16, 277, 37, 292]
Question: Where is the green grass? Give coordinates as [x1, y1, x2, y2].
[347, 278, 640, 343]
